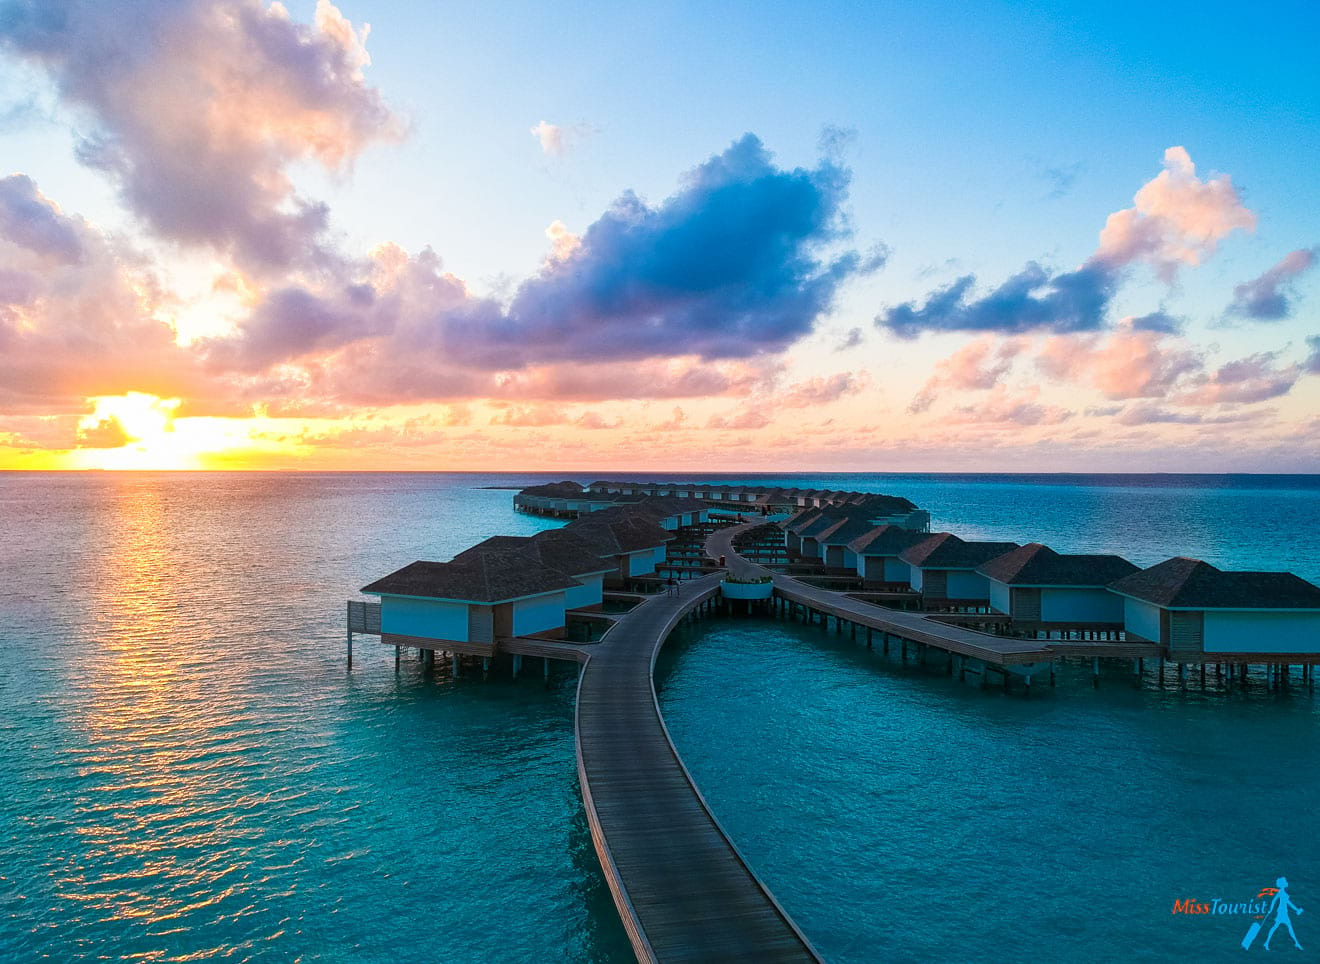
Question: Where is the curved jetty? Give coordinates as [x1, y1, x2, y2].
[574, 558, 821, 963]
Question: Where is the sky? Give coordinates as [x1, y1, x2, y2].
[1, 0, 1318, 471]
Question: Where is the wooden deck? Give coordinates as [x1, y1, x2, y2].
[574, 571, 822, 963]
[707, 528, 1162, 666]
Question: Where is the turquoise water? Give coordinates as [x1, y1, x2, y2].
[1, 472, 1317, 962]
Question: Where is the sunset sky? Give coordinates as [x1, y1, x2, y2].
[1, 0, 1318, 471]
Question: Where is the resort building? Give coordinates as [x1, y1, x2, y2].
[1108, 557, 1320, 656]
[361, 547, 580, 655]
[976, 543, 1138, 626]
[565, 514, 675, 587]
[848, 525, 929, 586]
[898, 533, 1021, 605]
[815, 516, 886, 569]
[453, 530, 615, 611]
[795, 513, 850, 560]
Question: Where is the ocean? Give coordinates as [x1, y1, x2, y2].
[1, 471, 1317, 962]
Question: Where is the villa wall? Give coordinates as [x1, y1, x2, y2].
[628, 550, 658, 576]
[947, 570, 990, 599]
[989, 581, 1011, 615]
[1203, 611, 1320, 653]
[512, 594, 567, 636]
[1124, 598, 1163, 642]
[564, 574, 604, 610]
[1041, 588, 1125, 623]
[381, 596, 468, 642]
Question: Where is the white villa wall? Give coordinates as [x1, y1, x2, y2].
[629, 550, 657, 576]
[1041, 588, 1124, 623]
[908, 564, 925, 591]
[1204, 611, 1320, 653]
[564, 574, 604, 610]
[1124, 598, 1163, 642]
[512, 594, 567, 636]
[989, 581, 1011, 615]
[381, 596, 468, 641]
[947, 570, 990, 599]
[652, 545, 667, 566]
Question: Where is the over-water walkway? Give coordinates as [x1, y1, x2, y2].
[706, 527, 1160, 666]
[574, 561, 821, 963]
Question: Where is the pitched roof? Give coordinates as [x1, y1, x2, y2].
[798, 512, 849, 539]
[898, 533, 1021, 569]
[361, 549, 580, 602]
[847, 524, 928, 555]
[816, 515, 881, 547]
[566, 514, 674, 554]
[1108, 557, 1320, 609]
[976, 543, 1139, 586]
[453, 530, 614, 577]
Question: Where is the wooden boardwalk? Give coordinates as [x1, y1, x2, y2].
[706, 527, 1161, 666]
[574, 571, 822, 963]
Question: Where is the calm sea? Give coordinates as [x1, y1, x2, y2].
[1, 471, 1317, 962]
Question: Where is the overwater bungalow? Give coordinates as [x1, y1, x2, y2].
[847, 525, 929, 585]
[815, 516, 884, 569]
[976, 543, 1138, 626]
[454, 530, 615, 611]
[1108, 557, 1320, 656]
[565, 514, 675, 587]
[795, 512, 850, 560]
[898, 533, 1021, 605]
[361, 547, 580, 655]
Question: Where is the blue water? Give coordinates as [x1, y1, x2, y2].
[1, 471, 1317, 962]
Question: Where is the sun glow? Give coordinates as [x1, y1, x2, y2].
[60, 394, 285, 470]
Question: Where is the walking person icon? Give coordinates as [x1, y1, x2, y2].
[1264, 877, 1304, 951]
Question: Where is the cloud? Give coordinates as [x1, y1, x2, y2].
[0, 175, 207, 413]
[909, 336, 1023, 412]
[0, 173, 83, 262]
[835, 326, 863, 351]
[1226, 248, 1317, 321]
[878, 147, 1252, 339]
[208, 134, 872, 386]
[530, 120, 564, 155]
[1094, 147, 1255, 280]
[1306, 335, 1320, 375]
[1, 0, 399, 271]
[1036, 318, 1204, 399]
[778, 372, 869, 408]
[1115, 403, 1272, 426]
[1174, 351, 1301, 405]
[1128, 309, 1184, 334]
[1040, 161, 1083, 200]
[544, 219, 581, 262]
[648, 406, 690, 432]
[706, 409, 771, 430]
[574, 411, 622, 430]
[74, 414, 129, 448]
[951, 385, 1071, 426]
[879, 261, 1116, 339]
[489, 405, 568, 427]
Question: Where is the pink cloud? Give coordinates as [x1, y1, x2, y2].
[909, 336, 1023, 412]
[1095, 147, 1255, 280]
[1227, 248, 1317, 321]
[1, 0, 400, 270]
[1174, 352, 1301, 405]
[778, 371, 870, 408]
[706, 409, 771, 430]
[1036, 320, 1203, 399]
[0, 176, 211, 414]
